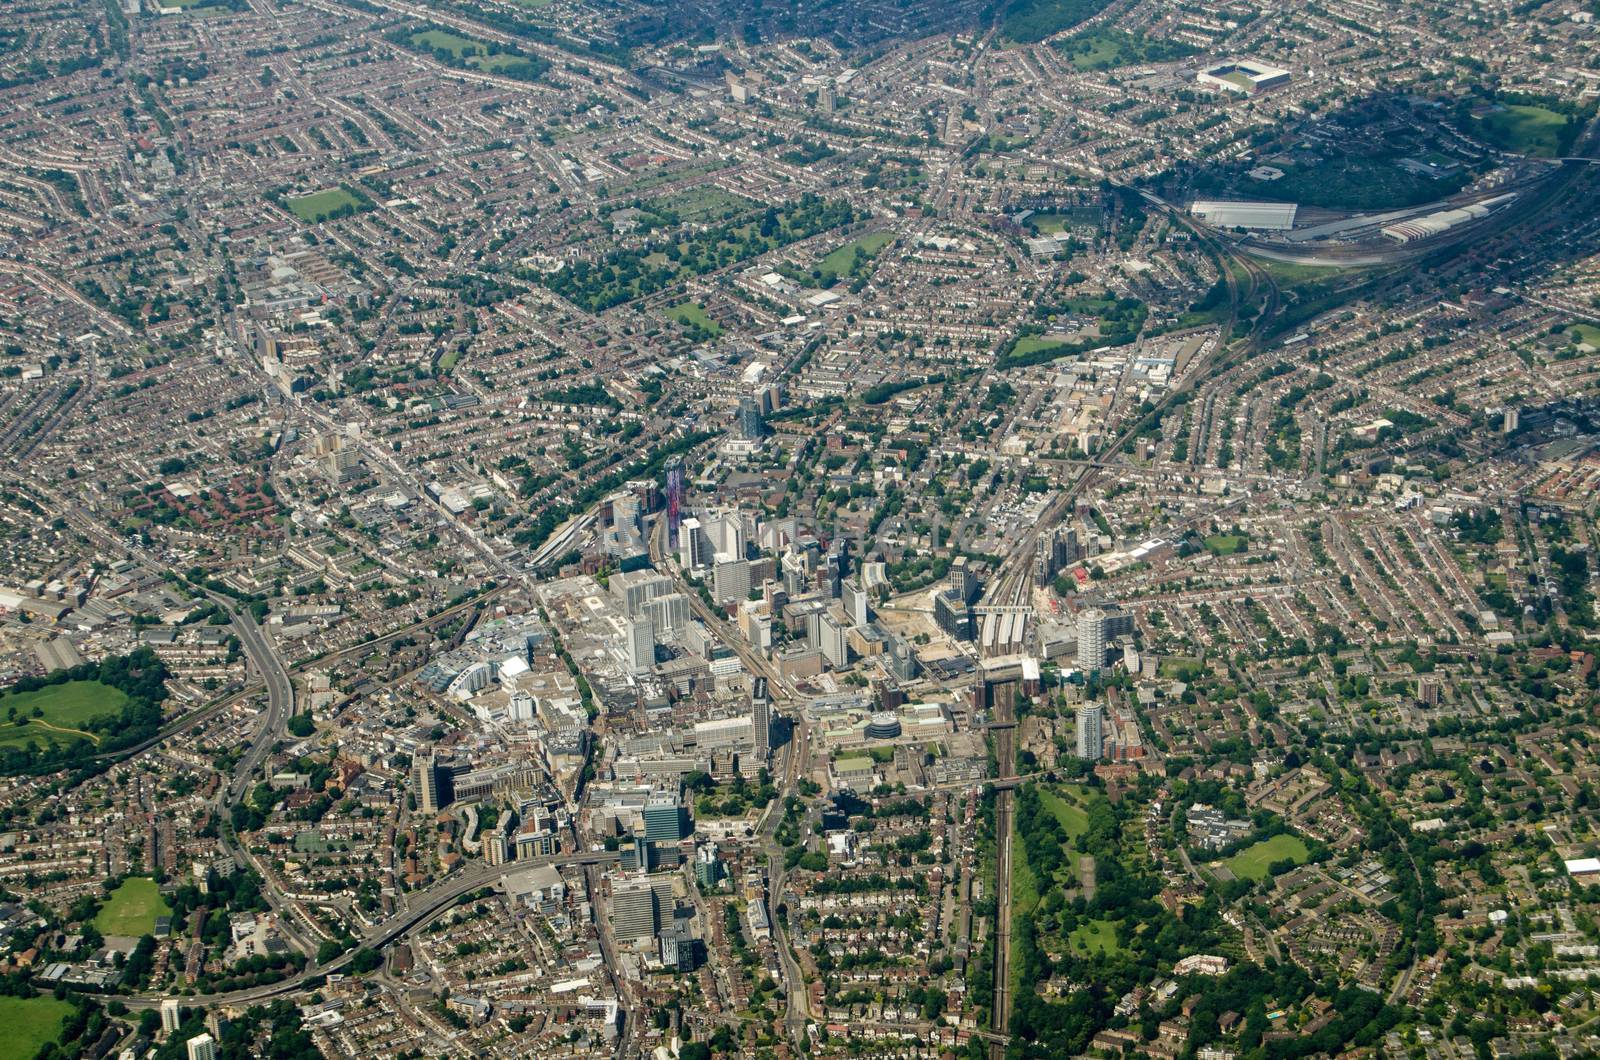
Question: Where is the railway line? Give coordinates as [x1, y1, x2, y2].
[983, 206, 1283, 1056]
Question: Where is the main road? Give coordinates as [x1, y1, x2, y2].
[225, 607, 295, 803]
[130, 849, 619, 1009]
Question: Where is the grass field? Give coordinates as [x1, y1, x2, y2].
[411, 27, 483, 58]
[1070, 917, 1126, 956]
[1010, 810, 1041, 998]
[0, 996, 76, 1059]
[409, 27, 545, 78]
[286, 187, 363, 223]
[1204, 533, 1248, 556]
[1474, 105, 1569, 158]
[95, 876, 171, 937]
[1158, 657, 1204, 681]
[1254, 257, 1355, 289]
[1030, 206, 1102, 235]
[668, 302, 721, 336]
[1038, 786, 1089, 842]
[1059, 31, 1124, 70]
[817, 231, 894, 276]
[0, 680, 126, 751]
[1010, 334, 1070, 358]
[1570, 323, 1600, 347]
[1056, 28, 1198, 71]
[1224, 833, 1309, 881]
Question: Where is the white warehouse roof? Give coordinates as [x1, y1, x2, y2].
[1190, 200, 1298, 231]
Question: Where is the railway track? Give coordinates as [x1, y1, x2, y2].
[983, 208, 1284, 1055]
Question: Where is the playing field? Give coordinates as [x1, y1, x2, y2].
[410, 27, 481, 58]
[1009, 334, 1070, 358]
[668, 302, 721, 335]
[95, 876, 172, 937]
[286, 187, 363, 223]
[1224, 834, 1309, 881]
[1570, 323, 1600, 347]
[1475, 105, 1569, 158]
[1204, 533, 1248, 556]
[0, 680, 126, 751]
[1158, 657, 1204, 680]
[0, 996, 76, 1060]
[818, 231, 894, 276]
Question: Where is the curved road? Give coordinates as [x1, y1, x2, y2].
[226, 608, 294, 804]
[130, 850, 620, 1009]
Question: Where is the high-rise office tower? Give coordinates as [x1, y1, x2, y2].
[610, 877, 658, 942]
[751, 678, 771, 761]
[642, 794, 691, 843]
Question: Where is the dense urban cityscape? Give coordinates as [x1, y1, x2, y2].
[0, 0, 1597, 1057]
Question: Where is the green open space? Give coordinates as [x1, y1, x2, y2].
[95, 876, 172, 937]
[1158, 657, 1204, 681]
[1001, 294, 1146, 370]
[817, 231, 894, 276]
[649, 186, 755, 224]
[609, 160, 732, 201]
[0, 996, 77, 1059]
[1037, 786, 1089, 842]
[1029, 206, 1102, 234]
[286, 187, 365, 224]
[1232, 156, 1469, 211]
[158, 0, 241, 13]
[0, 680, 127, 751]
[1009, 808, 1042, 1001]
[411, 27, 484, 57]
[668, 301, 721, 336]
[294, 831, 348, 854]
[543, 194, 854, 312]
[1069, 917, 1126, 956]
[1253, 257, 1358, 289]
[1223, 833, 1309, 881]
[1055, 28, 1198, 70]
[394, 26, 548, 82]
[1204, 533, 1248, 556]
[1001, 0, 1118, 44]
[1569, 323, 1600, 347]
[1473, 104, 1570, 158]
[1009, 334, 1071, 359]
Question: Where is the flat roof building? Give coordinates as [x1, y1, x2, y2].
[1190, 200, 1298, 231]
